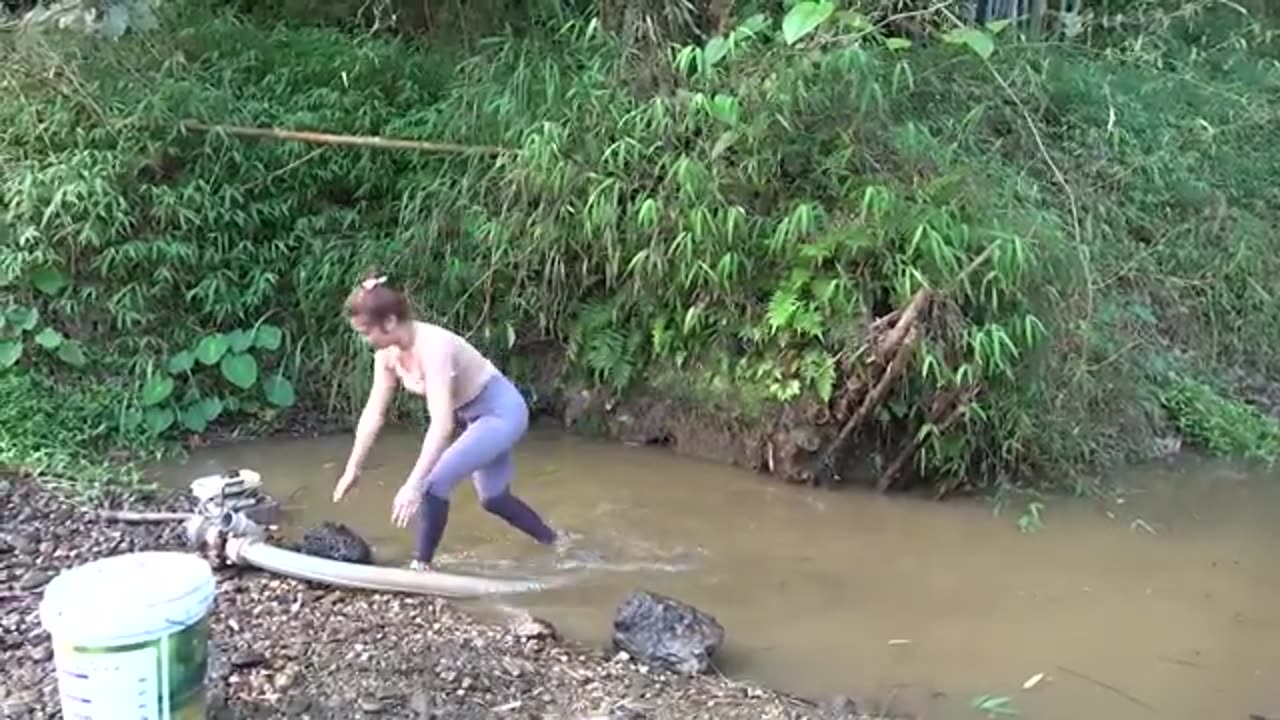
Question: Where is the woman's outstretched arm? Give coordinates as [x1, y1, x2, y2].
[334, 353, 395, 501]
[404, 342, 455, 493]
[391, 342, 455, 527]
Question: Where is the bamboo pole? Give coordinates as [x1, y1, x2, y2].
[179, 120, 513, 156]
[96, 510, 194, 523]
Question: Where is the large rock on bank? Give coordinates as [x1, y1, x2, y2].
[612, 590, 725, 675]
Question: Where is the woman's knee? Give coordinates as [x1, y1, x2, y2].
[479, 491, 509, 514]
[420, 454, 471, 499]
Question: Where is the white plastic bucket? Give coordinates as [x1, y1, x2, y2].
[39, 551, 218, 720]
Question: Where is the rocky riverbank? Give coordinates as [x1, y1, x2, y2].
[0, 477, 884, 719]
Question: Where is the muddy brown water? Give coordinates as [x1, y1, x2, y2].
[159, 424, 1279, 720]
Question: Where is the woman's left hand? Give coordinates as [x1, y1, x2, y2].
[391, 483, 421, 528]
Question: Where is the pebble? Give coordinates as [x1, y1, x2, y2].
[273, 668, 298, 691]
[9, 532, 36, 556]
[513, 615, 557, 640]
[229, 650, 266, 669]
[16, 570, 53, 591]
[0, 477, 887, 720]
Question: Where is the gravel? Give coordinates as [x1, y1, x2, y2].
[0, 476, 886, 720]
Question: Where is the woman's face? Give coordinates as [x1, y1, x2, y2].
[350, 314, 400, 349]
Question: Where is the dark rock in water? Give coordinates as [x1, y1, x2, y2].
[611, 590, 725, 676]
[298, 522, 374, 565]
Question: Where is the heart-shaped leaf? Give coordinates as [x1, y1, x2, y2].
[34, 327, 64, 349]
[781, 1, 835, 45]
[56, 341, 87, 368]
[167, 350, 195, 375]
[120, 408, 144, 432]
[254, 323, 283, 352]
[219, 352, 259, 390]
[703, 35, 730, 67]
[0, 340, 21, 369]
[30, 266, 68, 296]
[144, 407, 175, 435]
[262, 374, 296, 408]
[6, 306, 38, 333]
[140, 375, 175, 406]
[941, 27, 995, 60]
[228, 329, 255, 353]
[708, 93, 741, 126]
[195, 334, 230, 365]
[180, 405, 210, 433]
[195, 397, 225, 422]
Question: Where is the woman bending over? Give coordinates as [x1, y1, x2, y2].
[333, 274, 556, 569]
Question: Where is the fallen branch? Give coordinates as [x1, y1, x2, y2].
[878, 391, 972, 494]
[812, 290, 932, 484]
[96, 510, 194, 523]
[179, 120, 514, 156]
[875, 287, 932, 361]
[1055, 665, 1155, 712]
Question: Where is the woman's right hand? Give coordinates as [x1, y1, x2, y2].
[333, 469, 359, 502]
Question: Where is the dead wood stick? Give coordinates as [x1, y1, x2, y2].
[821, 289, 932, 455]
[879, 394, 970, 493]
[96, 510, 194, 523]
[815, 323, 923, 481]
[876, 288, 932, 360]
[180, 120, 514, 156]
[1055, 665, 1155, 712]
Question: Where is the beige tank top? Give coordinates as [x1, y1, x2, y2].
[381, 321, 497, 409]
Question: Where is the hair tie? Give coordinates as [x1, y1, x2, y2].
[361, 275, 388, 290]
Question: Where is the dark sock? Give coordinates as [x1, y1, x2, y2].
[414, 493, 450, 564]
[481, 491, 556, 544]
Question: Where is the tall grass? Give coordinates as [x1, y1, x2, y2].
[2, 0, 1279, 494]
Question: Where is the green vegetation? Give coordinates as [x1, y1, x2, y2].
[3, 0, 1280, 496]
[1159, 376, 1280, 462]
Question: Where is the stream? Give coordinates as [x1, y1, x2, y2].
[160, 424, 1279, 720]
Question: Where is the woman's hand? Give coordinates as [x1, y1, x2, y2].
[391, 483, 421, 528]
[333, 469, 359, 502]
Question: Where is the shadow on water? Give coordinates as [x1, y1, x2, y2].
[156, 423, 1280, 720]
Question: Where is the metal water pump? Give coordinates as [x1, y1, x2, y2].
[182, 468, 276, 568]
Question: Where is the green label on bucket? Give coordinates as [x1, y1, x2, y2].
[54, 616, 210, 720]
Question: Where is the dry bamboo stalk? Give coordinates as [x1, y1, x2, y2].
[180, 120, 513, 156]
[96, 510, 194, 523]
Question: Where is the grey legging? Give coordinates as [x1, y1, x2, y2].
[413, 372, 555, 563]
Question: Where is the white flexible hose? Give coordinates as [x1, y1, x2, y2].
[225, 538, 553, 598]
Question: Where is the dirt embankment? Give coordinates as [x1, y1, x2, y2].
[0, 477, 884, 720]
[519, 291, 940, 495]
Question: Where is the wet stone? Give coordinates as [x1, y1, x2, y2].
[612, 590, 725, 676]
[16, 570, 54, 591]
[298, 522, 374, 564]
